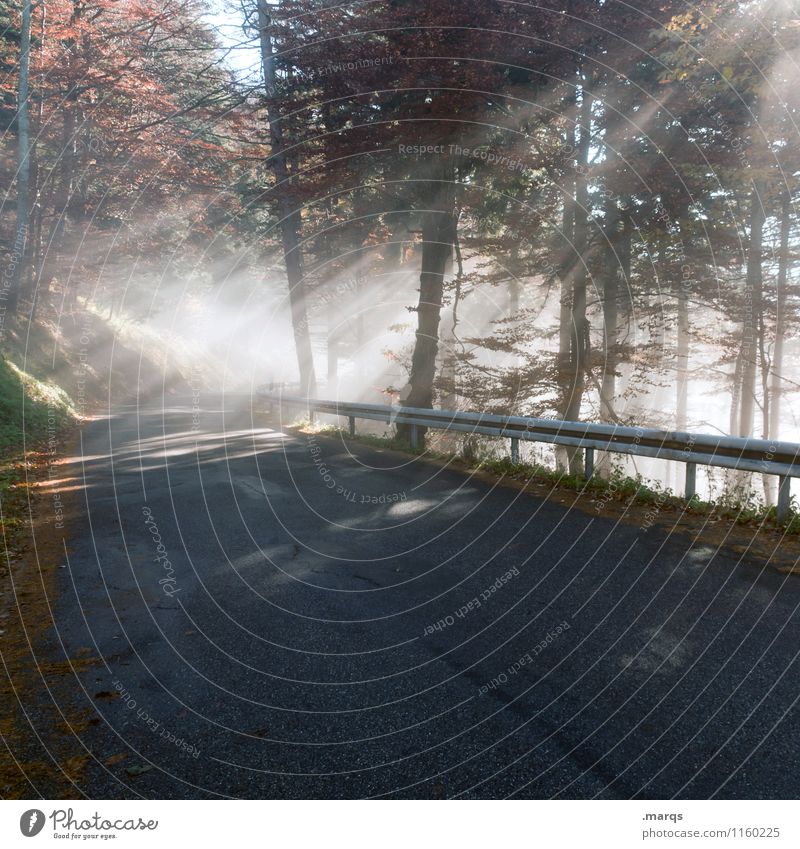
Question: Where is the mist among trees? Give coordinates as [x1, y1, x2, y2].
[2, 0, 800, 502]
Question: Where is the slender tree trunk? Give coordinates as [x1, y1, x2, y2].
[759, 342, 772, 505]
[440, 309, 458, 411]
[739, 181, 765, 438]
[441, 225, 465, 411]
[598, 205, 630, 476]
[600, 289, 618, 420]
[383, 212, 404, 268]
[6, 0, 33, 316]
[40, 1, 82, 307]
[354, 271, 366, 388]
[23, 144, 39, 304]
[600, 200, 620, 422]
[257, 0, 317, 397]
[508, 278, 520, 317]
[770, 191, 791, 442]
[557, 172, 575, 380]
[729, 347, 743, 435]
[676, 284, 689, 431]
[27, 4, 47, 309]
[556, 211, 575, 459]
[45, 103, 75, 293]
[555, 125, 576, 472]
[327, 311, 339, 391]
[505, 237, 521, 318]
[759, 192, 792, 504]
[757, 246, 771, 501]
[22, 0, 45, 309]
[563, 80, 592, 473]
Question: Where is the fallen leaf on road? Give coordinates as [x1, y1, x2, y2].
[125, 763, 153, 777]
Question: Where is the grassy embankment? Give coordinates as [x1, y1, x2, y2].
[0, 354, 76, 556]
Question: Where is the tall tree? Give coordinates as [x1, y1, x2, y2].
[770, 190, 792, 442]
[255, 0, 316, 397]
[6, 0, 32, 315]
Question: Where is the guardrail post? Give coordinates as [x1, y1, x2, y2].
[584, 447, 594, 479]
[410, 424, 418, 449]
[510, 437, 519, 465]
[777, 476, 791, 523]
[685, 462, 697, 501]
[348, 416, 356, 438]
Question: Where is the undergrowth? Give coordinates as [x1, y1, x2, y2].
[0, 354, 77, 548]
[0, 357, 75, 453]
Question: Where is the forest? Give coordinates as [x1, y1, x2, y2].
[4, 0, 800, 811]
[2, 0, 799, 502]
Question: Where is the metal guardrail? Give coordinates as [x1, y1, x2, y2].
[260, 391, 800, 522]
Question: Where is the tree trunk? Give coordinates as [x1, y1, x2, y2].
[26, 3, 47, 311]
[729, 346, 743, 436]
[354, 272, 366, 389]
[739, 181, 765, 438]
[39, 1, 82, 307]
[508, 277, 520, 318]
[327, 317, 339, 391]
[597, 204, 630, 477]
[676, 283, 689, 431]
[441, 227, 465, 411]
[600, 200, 621, 422]
[770, 190, 791, 443]
[557, 170, 575, 382]
[760, 192, 792, 504]
[563, 80, 592, 474]
[397, 179, 455, 443]
[6, 0, 33, 316]
[21, 0, 45, 310]
[256, 0, 317, 398]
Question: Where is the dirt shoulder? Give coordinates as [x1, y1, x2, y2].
[463, 461, 800, 575]
[0, 419, 99, 799]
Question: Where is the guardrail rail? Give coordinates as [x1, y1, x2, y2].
[259, 390, 800, 522]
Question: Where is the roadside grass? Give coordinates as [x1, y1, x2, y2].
[297, 421, 800, 534]
[293, 419, 428, 454]
[0, 355, 77, 553]
[0, 357, 75, 451]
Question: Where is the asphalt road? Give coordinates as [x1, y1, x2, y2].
[36, 397, 800, 798]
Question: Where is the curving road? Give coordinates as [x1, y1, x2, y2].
[34, 397, 800, 798]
